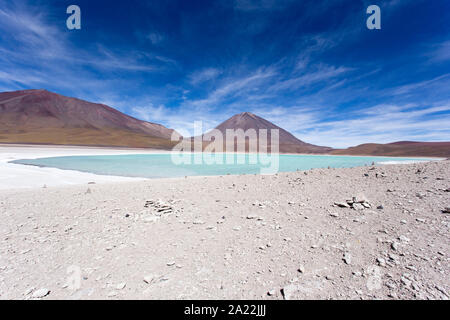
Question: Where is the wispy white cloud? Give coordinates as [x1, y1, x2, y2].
[391, 74, 450, 95]
[182, 67, 277, 110]
[290, 103, 450, 148]
[269, 65, 352, 92]
[188, 68, 222, 85]
[0, 1, 175, 95]
[427, 40, 450, 62]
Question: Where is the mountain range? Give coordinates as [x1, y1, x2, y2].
[0, 89, 179, 149]
[0, 89, 449, 157]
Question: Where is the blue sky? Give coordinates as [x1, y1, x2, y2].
[0, 0, 449, 148]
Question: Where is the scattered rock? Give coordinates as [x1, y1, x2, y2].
[32, 288, 50, 299]
[116, 282, 126, 290]
[281, 284, 302, 300]
[399, 235, 410, 243]
[391, 242, 400, 251]
[343, 252, 352, 265]
[377, 258, 386, 267]
[334, 202, 350, 208]
[267, 289, 276, 296]
[329, 212, 339, 218]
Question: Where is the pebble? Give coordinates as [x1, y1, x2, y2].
[116, 282, 126, 290]
[377, 258, 386, 267]
[144, 275, 156, 284]
[32, 288, 50, 298]
[343, 252, 352, 265]
[267, 290, 276, 296]
[335, 202, 350, 208]
[329, 213, 339, 218]
[391, 242, 400, 251]
[399, 235, 410, 243]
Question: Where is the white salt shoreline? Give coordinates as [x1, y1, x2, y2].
[0, 145, 164, 190]
[0, 144, 443, 190]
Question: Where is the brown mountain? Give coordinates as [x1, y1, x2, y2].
[332, 141, 450, 158]
[0, 89, 180, 149]
[202, 112, 332, 153]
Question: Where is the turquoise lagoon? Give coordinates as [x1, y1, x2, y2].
[10, 153, 437, 179]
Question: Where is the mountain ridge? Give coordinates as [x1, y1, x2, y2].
[202, 112, 332, 153]
[1, 89, 449, 157]
[0, 89, 180, 149]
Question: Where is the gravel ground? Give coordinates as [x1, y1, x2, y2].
[0, 160, 449, 300]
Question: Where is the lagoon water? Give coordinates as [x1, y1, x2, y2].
[10, 153, 436, 179]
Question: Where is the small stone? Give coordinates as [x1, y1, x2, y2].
[143, 275, 156, 284]
[391, 242, 400, 251]
[388, 253, 399, 261]
[405, 265, 417, 271]
[107, 291, 118, 297]
[335, 202, 350, 208]
[267, 290, 276, 296]
[399, 235, 410, 243]
[32, 288, 50, 298]
[377, 205, 384, 210]
[377, 258, 386, 267]
[116, 282, 126, 290]
[388, 292, 398, 299]
[298, 265, 305, 273]
[282, 284, 301, 300]
[24, 287, 35, 296]
[343, 252, 352, 265]
[401, 277, 412, 287]
[329, 213, 339, 218]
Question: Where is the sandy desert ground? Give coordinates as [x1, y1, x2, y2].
[0, 148, 448, 300]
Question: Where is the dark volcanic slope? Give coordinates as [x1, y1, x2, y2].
[332, 141, 450, 158]
[203, 112, 332, 153]
[0, 89, 179, 149]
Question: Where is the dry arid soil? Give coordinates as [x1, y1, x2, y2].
[0, 160, 449, 300]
